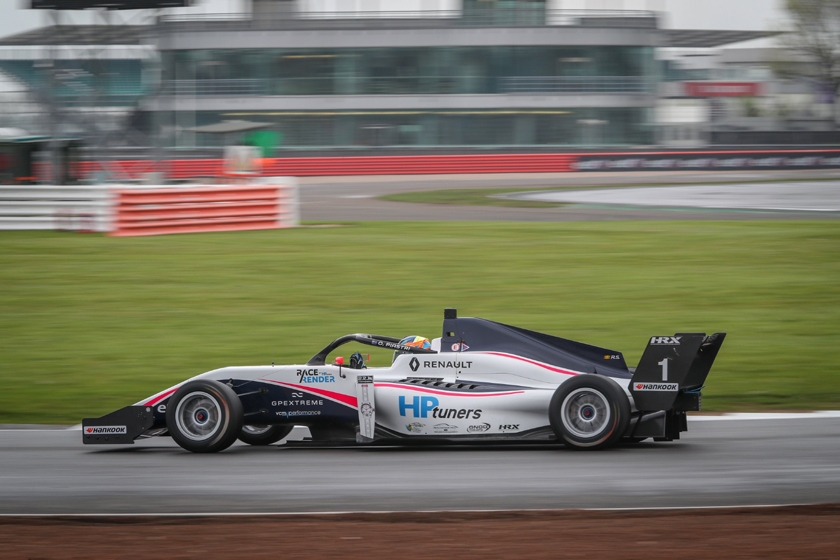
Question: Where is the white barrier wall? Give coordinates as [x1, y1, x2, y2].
[0, 185, 112, 232]
[268, 177, 300, 228]
[0, 177, 299, 234]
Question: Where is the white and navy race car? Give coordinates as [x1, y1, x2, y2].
[83, 309, 725, 453]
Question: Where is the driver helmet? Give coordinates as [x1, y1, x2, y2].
[393, 335, 431, 363]
[400, 335, 432, 350]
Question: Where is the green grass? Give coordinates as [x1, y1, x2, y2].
[2, 220, 839, 423]
[381, 188, 566, 207]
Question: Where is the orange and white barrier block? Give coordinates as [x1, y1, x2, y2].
[109, 178, 299, 237]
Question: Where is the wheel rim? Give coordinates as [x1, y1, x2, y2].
[175, 391, 223, 442]
[561, 387, 611, 439]
[242, 425, 272, 435]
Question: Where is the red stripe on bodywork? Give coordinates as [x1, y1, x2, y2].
[374, 382, 524, 397]
[143, 387, 178, 407]
[260, 379, 358, 409]
[480, 352, 581, 376]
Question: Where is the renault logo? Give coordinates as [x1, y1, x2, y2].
[409, 357, 420, 372]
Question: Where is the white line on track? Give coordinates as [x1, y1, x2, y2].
[0, 502, 828, 518]
[689, 411, 840, 421]
[0, 428, 82, 432]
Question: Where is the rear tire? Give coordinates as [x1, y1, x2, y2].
[549, 375, 630, 450]
[166, 379, 243, 453]
[238, 424, 294, 446]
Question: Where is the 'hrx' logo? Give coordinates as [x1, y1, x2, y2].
[499, 424, 519, 431]
[650, 336, 681, 345]
[409, 357, 420, 372]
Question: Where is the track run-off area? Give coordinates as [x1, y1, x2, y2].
[507, 181, 840, 213]
[299, 169, 840, 221]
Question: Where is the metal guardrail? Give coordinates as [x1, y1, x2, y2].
[158, 9, 658, 32]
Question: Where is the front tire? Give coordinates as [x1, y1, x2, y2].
[238, 424, 294, 446]
[166, 379, 243, 453]
[549, 375, 630, 450]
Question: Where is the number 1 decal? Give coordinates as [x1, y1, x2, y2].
[658, 358, 669, 381]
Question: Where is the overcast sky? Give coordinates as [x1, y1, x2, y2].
[0, 0, 789, 38]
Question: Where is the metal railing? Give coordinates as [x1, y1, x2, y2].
[0, 46, 153, 61]
[159, 76, 653, 97]
[500, 76, 650, 94]
[162, 79, 265, 96]
[158, 9, 658, 32]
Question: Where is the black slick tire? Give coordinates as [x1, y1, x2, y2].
[549, 375, 630, 450]
[238, 424, 294, 446]
[166, 379, 243, 453]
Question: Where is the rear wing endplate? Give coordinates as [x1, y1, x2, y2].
[630, 333, 726, 411]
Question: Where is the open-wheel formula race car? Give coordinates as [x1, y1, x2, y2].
[83, 309, 725, 453]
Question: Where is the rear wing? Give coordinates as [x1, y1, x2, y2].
[630, 333, 726, 412]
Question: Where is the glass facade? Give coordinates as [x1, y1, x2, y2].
[166, 108, 652, 149]
[162, 46, 656, 96]
[462, 0, 547, 26]
[0, 59, 146, 104]
[160, 43, 656, 148]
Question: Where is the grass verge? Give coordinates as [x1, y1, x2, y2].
[1, 220, 839, 423]
[379, 176, 840, 208]
[380, 188, 566, 207]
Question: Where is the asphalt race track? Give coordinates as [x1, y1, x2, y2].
[1, 415, 839, 515]
[299, 170, 840, 222]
